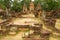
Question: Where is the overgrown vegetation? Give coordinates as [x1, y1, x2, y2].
[0, 0, 60, 12]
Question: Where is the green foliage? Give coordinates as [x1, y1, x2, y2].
[11, 0, 31, 12]
[3, 0, 11, 8]
[0, 4, 6, 10]
[0, 0, 11, 9]
[42, 0, 60, 11]
[11, 0, 22, 12]
[0, 0, 6, 9]
[34, 0, 38, 6]
[0, 0, 60, 12]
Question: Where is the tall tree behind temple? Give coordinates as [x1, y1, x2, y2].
[42, 0, 60, 11]
[34, 0, 38, 7]
[11, 0, 22, 12]
[0, 0, 6, 9]
[0, 0, 60, 12]
[11, 0, 31, 12]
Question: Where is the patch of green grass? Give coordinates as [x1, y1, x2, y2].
[0, 34, 7, 38]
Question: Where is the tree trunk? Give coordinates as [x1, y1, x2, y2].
[5, 8, 11, 18]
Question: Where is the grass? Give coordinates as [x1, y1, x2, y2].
[0, 34, 7, 39]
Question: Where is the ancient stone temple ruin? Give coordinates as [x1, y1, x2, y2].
[0, 1, 60, 40]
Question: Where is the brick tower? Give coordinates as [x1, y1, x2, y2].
[23, 3, 28, 13]
[29, 2, 34, 12]
[36, 3, 42, 11]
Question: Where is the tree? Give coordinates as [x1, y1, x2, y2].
[11, 0, 23, 12]
[0, 0, 6, 10]
[0, 0, 60, 12]
[41, 0, 60, 11]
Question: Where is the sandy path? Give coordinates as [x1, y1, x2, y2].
[0, 32, 24, 40]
